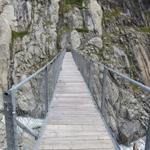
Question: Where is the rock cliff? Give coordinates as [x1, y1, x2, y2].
[0, 0, 61, 148]
[0, 0, 149, 149]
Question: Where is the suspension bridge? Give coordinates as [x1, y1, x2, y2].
[3, 50, 150, 150]
[35, 52, 116, 149]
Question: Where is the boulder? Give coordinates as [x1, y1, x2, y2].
[87, 0, 103, 36]
[88, 37, 103, 49]
[118, 120, 143, 145]
[71, 30, 81, 50]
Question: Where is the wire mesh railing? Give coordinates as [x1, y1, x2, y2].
[3, 50, 65, 150]
[72, 50, 150, 150]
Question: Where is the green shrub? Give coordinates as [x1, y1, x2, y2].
[65, 0, 83, 6]
[76, 28, 89, 33]
[12, 31, 29, 40]
[137, 27, 150, 32]
[104, 8, 121, 20]
[59, 0, 84, 14]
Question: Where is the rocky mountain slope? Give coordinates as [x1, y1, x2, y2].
[0, 0, 149, 149]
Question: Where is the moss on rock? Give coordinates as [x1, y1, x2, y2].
[12, 31, 29, 40]
[59, 0, 84, 14]
[75, 28, 89, 33]
[137, 27, 150, 32]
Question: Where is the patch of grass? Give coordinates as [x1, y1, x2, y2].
[124, 47, 139, 80]
[76, 28, 89, 33]
[104, 8, 121, 20]
[65, 0, 83, 6]
[12, 31, 29, 40]
[129, 65, 138, 79]
[137, 27, 150, 33]
[59, 0, 84, 14]
[58, 25, 70, 37]
[59, 3, 72, 14]
[44, 20, 52, 27]
[129, 83, 143, 94]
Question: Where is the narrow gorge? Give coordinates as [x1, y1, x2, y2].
[0, 0, 150, 149]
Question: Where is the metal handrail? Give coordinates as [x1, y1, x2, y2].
[16, 119, 38, 140]
[72, 50, 150, 92]
[3, 50, 66, 150]
[72, 49, 150, 150]
[8, 50, 65, 92]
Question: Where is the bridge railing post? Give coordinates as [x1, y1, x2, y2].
[101, 67, 108, 116]
[88, 59, 92, 91]
[44, 66, 49, 115]
[145, 116, 150, 150]
[3, 91, 18, 150]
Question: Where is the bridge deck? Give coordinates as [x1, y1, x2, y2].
[36, 52, 115, 150]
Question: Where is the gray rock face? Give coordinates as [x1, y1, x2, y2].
[0, 121, 6, 149]
[118, 120, 142, 145]
[87, 0, 103, 36]
[88, 37, 103, 49]
[75, 49, 149, 146]
[11, 0, 60, 115]
[0, 0, 61, 148]
[0, 0, 14, 90]
[57, 0, 103, 54]
[120, 138, 145, 150]
[70, 30, 81, 50]
[105, 75, 149, 144]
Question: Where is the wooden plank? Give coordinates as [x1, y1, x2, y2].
[55, 93, 92, 98]
[48, 108, 97, 114]
[39, 140, 114, 149]
[36, 52, 115, 150]
[44, 125, 106, 131]
[40, 146, 114, 149]
[47, 111, 98, 115]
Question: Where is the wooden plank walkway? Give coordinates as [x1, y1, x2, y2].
[36, 52, 116, 150]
